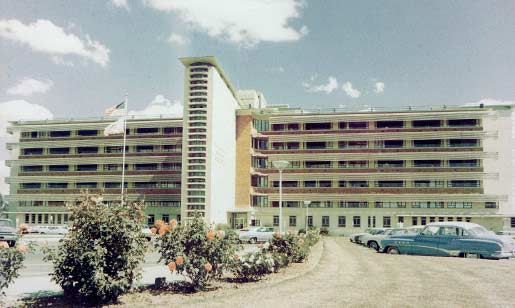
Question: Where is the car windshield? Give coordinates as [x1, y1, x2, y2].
[468, 226, 490, 235]
[421, 226, 439, 235]
[370, 229, 384, 235]
[0, 220, 12, 227]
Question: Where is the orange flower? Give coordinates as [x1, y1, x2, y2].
[19, 224, 28, 233]
[176, 255, 184, 266]
[170, 219, 178, 227]
[16, 244, 28, 253]
[168, 261, 176, 271]
[158, 225, 170, 235]
[206, 230, 215, 241]
[150, 227, 157, 234]
[155, 220, 165, 228]
[0, 241, 9, 249]
[233, 254, 240, 260]
[216, 231, 223, 239]
[204, 262, 212, 272]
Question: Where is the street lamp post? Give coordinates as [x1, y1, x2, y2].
[304, 200, 311, 230]
[272, 160, 290, 234]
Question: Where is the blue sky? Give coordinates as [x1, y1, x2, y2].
[1, 0, 515, 119]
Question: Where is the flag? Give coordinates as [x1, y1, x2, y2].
[105, 101, 126, 116]
[104, 117, 125, 136]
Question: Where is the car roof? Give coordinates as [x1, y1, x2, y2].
[425, 222, 482, 230]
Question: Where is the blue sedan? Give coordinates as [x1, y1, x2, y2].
[380, 222, 515, 260]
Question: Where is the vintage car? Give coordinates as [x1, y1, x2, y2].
[0, 218, 18, 247]
[238, 227, 275, 244]
[361, 228, 411, 251]
[496, 230, 515, 240]
[349, 228, 386, 244]
[380, 222, 515, 259]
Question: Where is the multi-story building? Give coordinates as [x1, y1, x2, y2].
[3, 56, 515, 233]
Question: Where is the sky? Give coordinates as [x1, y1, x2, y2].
[0, 0, 515, 195]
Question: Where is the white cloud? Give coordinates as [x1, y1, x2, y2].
[168, 33, 190, 45]
[0, 19, 110, 67]
[129, 94, 183, 116]
[144, 0, 308, 46]
[51, 56, 75, 67]
[111, 0, 130, 10]
[0, 100, 53, 195]
[6, 78, 54, 96]
[374, 82, 385, 94]
[303, 76, 338, 94]
[342, 82, 361, 98]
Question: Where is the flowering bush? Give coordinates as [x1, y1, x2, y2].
[304, 228, 322, 247]
[155, 213, 240, 291]
[43, 193, 147, 305]
[230, 249, 275, 282]
[0, 240, 28, 296]
[266, 229, 321, 271]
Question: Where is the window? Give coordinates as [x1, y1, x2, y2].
[148, 214, 155, 226]
[304, 181, 317, 187]
[338, 216, 346, 227]
[448, 119, 478, 127]
[421, 217, 427, 225]
[398, 216, 404, 224]
[319, 181, 332, 188]
[367, 216, 376, 228]
[438, 217, 445, 222]
[76, 164, 97, 171]
[412, 201, 444, 209]
[22, 165, 43, 172]
[77, 147, 98, 154]
[289, 216, 297, 227]
[413, 160, 441, 168]
[162, 214, 169, 223]
[48, 183, 68, 189]
[375, 201, 406, 208]
[413, 140, 442, 148]
[448, 180, 480, 188]
[21, 183, 41, 189]
[306, 141, 330, 149]
[135, 163, 158, 171]
[105, 146, 126, 154]
[375, 181, 404, 187]
[448, 139, 479, 148]
[49, 148, 70, 155]
[447, 202, 472, 209]
[377, 160, 404, 168]
[353, 216, 361, 227]
[273, 215, 279, 227]
[136, 145, 154, 152]
[338, 122, 347, 129]
[412, 217, 418, 225]
[307, 216, 313, 227]
[485, 202, 497, 209]
[305, 161, 332, 168]
[376, 121, 403, 128]
[77, 130, 98, 136]
[347, 141, 368, 149]
[347, 201, 368, 208]
[449, 159, 479, 167]
[50, 130, 71, 137]
[22, 148, 43, 156]
[322, 216, 330, 227]
[76, 182, 97, 188]
[412, 120, 441, 128]
[305, 122, 332, 130]
[252, 195, 268, 207]
[382, 140, 404, 148]
[348, 122, 367, 129]
[429, 217, 436, 223]
[511, 217, 515, 228]
[383, 216, 391, 228]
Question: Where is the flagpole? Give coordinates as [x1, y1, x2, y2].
[121, 94, 128, 205]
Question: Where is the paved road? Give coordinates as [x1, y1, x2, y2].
[190, 237, 515, 308]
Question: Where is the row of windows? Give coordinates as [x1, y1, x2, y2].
[21, 163, 182, 173]
[269, 180, 481, 188]
[272, 215, 474, 228]
[252, 159, 480, 169]
[21, 127, 183, 139]
[19, 200, 180, 208]
[268, 119, 479, 132]
[251, 198, 496, 209]
[21, 144, 182, 156]
[20, 181, 181, 190]
[263, 139, 480, 151]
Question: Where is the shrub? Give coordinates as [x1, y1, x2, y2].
[266, 233, 309, 270]
[44, 193, 147, 305]
[304, 228, 322, 247]
[230, 249, 275, 282]
[155, 213, 240, 291]
[0, 241, 28, 296]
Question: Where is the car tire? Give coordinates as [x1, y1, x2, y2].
[368, 241, 379, 251]
[386, 246, 400, 255]
[249, 237, 257, 244]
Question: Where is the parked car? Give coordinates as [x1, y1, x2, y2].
[380, 222, 515, 259]
[238, 227, 275, 244]
[39, 226, 68, 235]
[349, 228, 386, 244]
[362, 228, 406, 251]
[496, 230, 515, 240]
[0, 218, 18, 247]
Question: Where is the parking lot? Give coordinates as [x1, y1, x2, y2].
[187, 237, 515, 308]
